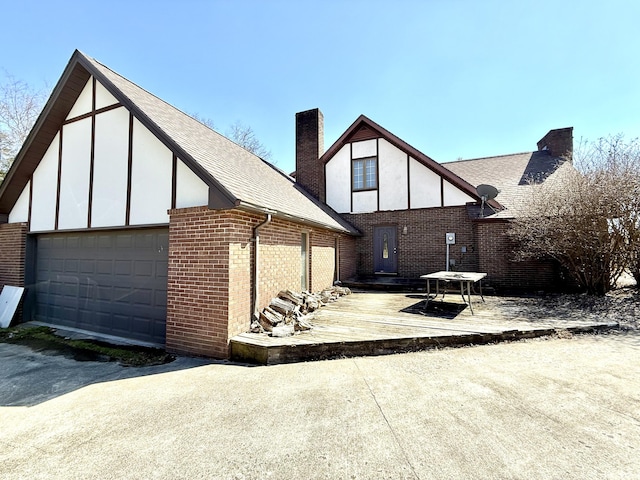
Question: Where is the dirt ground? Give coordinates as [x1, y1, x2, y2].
[489, 286, 640, 331]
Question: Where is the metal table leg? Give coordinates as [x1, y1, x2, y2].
[465, 280, 474, 314]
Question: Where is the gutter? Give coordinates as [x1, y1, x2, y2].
[237, 200, 359, 236]
[252, 214, 272, 320]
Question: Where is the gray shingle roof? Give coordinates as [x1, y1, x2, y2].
[83, 53, 357, 234]
[444, 150, 569, 219]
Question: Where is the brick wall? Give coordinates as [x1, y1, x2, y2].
[537, 127, 573, 160]
[0, 223, 28, 291]
[256, 218, 338, 305]
[342, 207, 569, 291]
[309, 231, 336, 291]
[295, 109, 325, 201]
[167, 207, 340, 358]
[342, 206, 479, 277]
[167, 207, 235, 358]
[338, 235, 357, 281]
[476, 220, 561, 292]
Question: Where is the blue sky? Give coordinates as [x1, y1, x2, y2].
[3, 0, 640, 173]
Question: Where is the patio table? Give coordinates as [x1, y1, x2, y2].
[420, 271, 487, 314]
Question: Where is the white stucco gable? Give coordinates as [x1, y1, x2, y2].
[323, 118, 479, 214]
[8, 76, 209, 232]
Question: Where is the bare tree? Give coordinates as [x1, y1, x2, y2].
[0, 72, 47, 180]
[189, 115, 274, 163]
[188, 112, 216, 130]
[509, 135, 640, 295]
[226, 120, 272, 161]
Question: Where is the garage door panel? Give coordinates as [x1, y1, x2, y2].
[134, 261, 153, 276]
[114, 261, 131, 275]
[80, 235, 96, 249]
[96, 260, 112, 275]
[34, 228, 168, 344]
[66, 236, 80, 249]
[156, 260, 168, 279]
[98, 235, 113, 249]
[64, 259, 79, 273]
[79, 260, 95, 274]
[132, 317, 152, 334]
[49, 259, 64, 273]
[155, 290, 167, 307]
[130, 288, 152, 306]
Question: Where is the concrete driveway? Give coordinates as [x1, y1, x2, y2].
[1, 332, 639, 479]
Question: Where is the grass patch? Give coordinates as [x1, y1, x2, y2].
[0, 326, 175, 367]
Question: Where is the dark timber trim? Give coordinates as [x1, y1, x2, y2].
[376, 138, 380, 212]
[125, 112, 133, 226]
[406, 154, 411, 209]
[349, 143, 353, 213]
[54, 127, 63, 230]
[28, 176, 33, 226]
[28, 222, 170, 235]
[87, 77, 96, 228]
[62, 103, 121, 125]
[171, 154, 177, 209]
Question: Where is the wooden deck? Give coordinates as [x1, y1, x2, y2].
[230, 292, 617, 365]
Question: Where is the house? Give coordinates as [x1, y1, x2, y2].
[294, 109, 572, 291]
[0, 51, 358, 358]
[0, 50, 572, 359]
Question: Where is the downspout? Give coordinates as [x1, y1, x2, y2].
[252, 214, 272, 320]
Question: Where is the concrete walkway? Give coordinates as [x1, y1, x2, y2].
[1, 332, 639, 479]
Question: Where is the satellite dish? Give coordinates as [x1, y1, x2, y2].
[476, 184, 499, 201]
[476, 184, 499, 218]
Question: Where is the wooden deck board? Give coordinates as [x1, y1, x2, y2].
[230, 292, 616, 364]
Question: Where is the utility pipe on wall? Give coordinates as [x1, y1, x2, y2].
[252, 214, 272, 319]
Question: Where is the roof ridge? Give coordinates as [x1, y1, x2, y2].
[443, 151, 536, 165]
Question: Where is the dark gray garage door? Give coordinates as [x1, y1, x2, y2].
[33, 228, 168, 345]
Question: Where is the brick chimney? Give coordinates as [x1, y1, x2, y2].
[295, 108, 324, 201]
[537, 127, 573, 161]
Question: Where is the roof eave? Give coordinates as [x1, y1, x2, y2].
[236, 201, 359, 235]
[0, 50, 91, 214]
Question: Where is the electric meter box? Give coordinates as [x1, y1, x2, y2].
[446, 233, 456, 245]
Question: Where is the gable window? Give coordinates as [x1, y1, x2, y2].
[353, 157, 377, 191]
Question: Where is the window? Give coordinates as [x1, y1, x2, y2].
[353, 157, 377, 190]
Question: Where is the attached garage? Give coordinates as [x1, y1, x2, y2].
[32, 228, 168, 345]
[0, 50, 356, 358]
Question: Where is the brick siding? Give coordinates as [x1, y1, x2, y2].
[475, 220, 562, 292]
[337, 235, 358, 281]
[342, 206, 479, 277]
[309, 231, 336, 291]
[342, 208, 570, 292]
[0, 223, 28, 291]
[167, 207, 340, 358]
